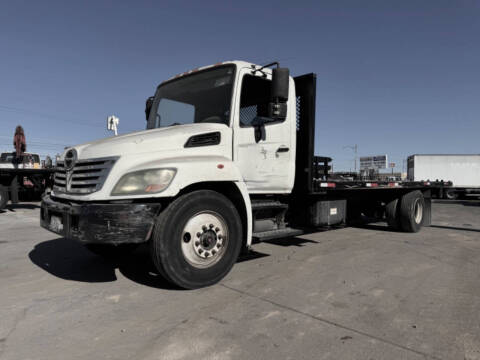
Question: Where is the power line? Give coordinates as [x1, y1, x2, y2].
[0, 104, 102, 128]
[0, 143, 65, 150]
[0, 135, 74, 147]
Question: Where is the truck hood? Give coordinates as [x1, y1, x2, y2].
[65, 123, 229, 160]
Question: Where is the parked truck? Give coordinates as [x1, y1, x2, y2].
[407, 154, 480, 199]
[0, 152, 55, 210]
[41, 61, 443, 288]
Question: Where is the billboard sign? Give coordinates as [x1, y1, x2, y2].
[360, 155, 388, 170]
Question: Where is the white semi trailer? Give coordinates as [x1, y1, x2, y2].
[40, 60, 445, 288]
[407, 154, 480, 199]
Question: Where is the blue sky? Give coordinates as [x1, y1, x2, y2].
[1, 0, 479, 171]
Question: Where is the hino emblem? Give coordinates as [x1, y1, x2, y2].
[64, 149, 77, 171]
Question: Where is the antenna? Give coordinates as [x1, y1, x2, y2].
[107, 115, 119, 136]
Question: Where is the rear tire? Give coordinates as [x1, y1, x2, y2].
[150, 190, 242, 289]
[385, 198, 401, 230]
[399, 190, 425, 233]
[444, 189, 459, 200]
[0, 185, 8, 210]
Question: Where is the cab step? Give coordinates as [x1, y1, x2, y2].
[251, 200, 288, 211]
[252, 227, 304, 242]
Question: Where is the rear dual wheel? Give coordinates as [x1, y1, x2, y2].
[0, 185, 8, 210]
[386, 190, 425, 233]
[150, 190, 242, 289]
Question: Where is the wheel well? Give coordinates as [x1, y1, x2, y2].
[176, 182, 249, 249]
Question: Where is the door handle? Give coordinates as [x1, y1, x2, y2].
[275, 146, 289, 157]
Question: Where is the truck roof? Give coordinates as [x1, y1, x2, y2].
[161, 60, 266, 84]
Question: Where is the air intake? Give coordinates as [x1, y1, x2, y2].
[184, 132, 221, 148]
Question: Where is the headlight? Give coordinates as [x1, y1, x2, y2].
[111, 168, 176, 196]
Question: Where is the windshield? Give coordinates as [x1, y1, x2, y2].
[147, 65, 235, 129]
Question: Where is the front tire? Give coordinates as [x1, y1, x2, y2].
[150, 190, 242, 289]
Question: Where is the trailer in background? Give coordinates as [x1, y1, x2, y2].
[407, 154, 480, 199]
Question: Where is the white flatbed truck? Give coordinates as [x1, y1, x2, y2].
[40, 61, 445, 288]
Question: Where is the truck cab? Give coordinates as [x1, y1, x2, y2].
[41, 60, 431, 289]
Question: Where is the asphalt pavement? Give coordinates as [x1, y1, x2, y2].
[1, 200, 479, 360]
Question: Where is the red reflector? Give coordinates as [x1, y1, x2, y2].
[388, 182, 395, 187]
[371, 183, 378, 187]
[327, 182, 336, 188]
[217, 164, 224, 169]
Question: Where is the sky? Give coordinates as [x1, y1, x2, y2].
[0, 0, 479, 172]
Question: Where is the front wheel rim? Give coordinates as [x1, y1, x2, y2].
[181, 211, 229, 269]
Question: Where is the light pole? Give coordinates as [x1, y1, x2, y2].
[343, 144, 358, 173]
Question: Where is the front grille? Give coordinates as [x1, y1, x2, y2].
[53, 157, 118, 194]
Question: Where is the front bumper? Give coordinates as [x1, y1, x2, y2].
[40, 195, 161, 244]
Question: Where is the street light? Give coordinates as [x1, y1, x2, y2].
[343, 144, 358, 173]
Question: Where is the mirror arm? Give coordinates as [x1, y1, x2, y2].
[250, 61, 280, 77]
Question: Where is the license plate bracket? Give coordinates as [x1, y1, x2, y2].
[49, 215, 64, 233]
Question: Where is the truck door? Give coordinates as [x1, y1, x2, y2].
[232, 68, 296, 193]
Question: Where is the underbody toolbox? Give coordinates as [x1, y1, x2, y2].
[309, 200, 346, 226]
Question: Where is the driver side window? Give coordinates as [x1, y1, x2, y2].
[239, 75, 271, 127]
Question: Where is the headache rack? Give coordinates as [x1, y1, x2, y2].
[53, 156, 118, 194]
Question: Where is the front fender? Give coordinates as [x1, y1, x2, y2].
[129, 155, 253, 246]
[140, 155, 245, 197]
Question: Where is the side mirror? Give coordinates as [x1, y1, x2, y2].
[269, 68, 289, 119]
[271, 67, 289, 101]
[145, 96, 154, 121]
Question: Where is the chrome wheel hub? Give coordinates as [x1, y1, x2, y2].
[414, 199, 423, 224]
[181, 211, 228, 268]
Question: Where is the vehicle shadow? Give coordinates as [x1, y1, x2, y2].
[28, 237, 117, 283]
[433, 199, 480, 206]
[350, 223, 395, 232]
[29, 238, 272, 289]
[5, 203, 41, 211]
[263, 237, 318, 247]
[237, 249, 270, 262]
[28, 238, 178, 289]
[430, 225, 480, 233]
